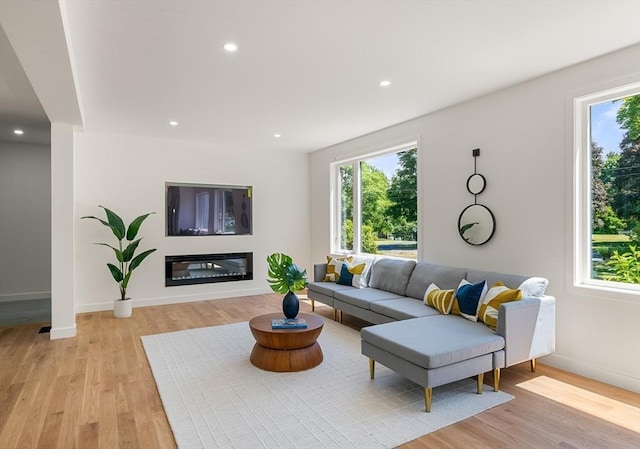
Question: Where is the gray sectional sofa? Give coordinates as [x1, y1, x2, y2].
[307, 256, 556, 412]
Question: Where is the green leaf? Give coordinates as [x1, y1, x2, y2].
[121, 270, 133, 290]
[460, 222, 479, 235]
[99, 205, 126, 240]
[121, 239, 141, 262]
[129, 248, 157, 272]
[266, 253, 307, 293]
[95, 243, 124, 262]
[126, 212, 155, 241]
[107, 263, 123, 282]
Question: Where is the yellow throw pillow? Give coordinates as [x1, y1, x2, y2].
[323, 255, 353, 282]
[423, 283, 455, 315]
[478, 282, 523, 330]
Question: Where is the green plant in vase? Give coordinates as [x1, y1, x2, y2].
[266, 252, 308, 319]
[82, 206, 157, 317]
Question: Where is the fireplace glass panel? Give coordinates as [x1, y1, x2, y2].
[165, 252, 253, 286]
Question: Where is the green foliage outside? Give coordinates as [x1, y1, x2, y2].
[340, 149, 418, 258]
[604, 246, 640, 284]
[591, 94, 640, 285]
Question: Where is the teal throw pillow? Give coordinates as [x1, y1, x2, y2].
[337, 263, 355, 286]
[454, 280, 487, 322]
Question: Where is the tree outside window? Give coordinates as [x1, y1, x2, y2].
[590, 93, 639, 285]
[336, 147, 418, 259]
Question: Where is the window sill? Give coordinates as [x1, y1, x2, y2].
[570, 281, 639, 303]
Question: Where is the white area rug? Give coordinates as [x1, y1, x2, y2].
[142, 316, 513, 449]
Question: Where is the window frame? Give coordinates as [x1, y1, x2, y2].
[331, 141, 419, 257]
[571, 81, 640, 296]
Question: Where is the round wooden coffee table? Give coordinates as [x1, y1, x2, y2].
[249, 313, 324, 372]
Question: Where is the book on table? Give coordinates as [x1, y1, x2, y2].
[271, 318, 307, 329]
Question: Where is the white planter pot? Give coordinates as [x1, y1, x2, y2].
[114, 298, 132, 318]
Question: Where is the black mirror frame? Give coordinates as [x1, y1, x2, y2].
[458, 203, 496, 246]
[466, 173, 486, 195]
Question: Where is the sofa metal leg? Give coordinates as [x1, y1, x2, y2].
[338, 310, 343, 323]
[369, 358, 375, 379]
[530, 358, 537, 372]
[493, 368, 500, 392]
[311, 298, 315, 312]
[332, 308, 336, 321]
[424, 388, 432, 413]
[477, 373, 484, 394]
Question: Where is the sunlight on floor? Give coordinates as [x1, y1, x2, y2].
[517, 376, 640, 433]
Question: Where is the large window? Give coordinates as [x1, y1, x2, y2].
[574, 83, 639, 292]
[334, 144, 418, 259]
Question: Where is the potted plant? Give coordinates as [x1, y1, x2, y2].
[82, 206, 157, 318]
[266, 252, 308, 319]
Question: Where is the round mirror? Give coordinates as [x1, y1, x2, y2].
[466, 173, 486, 195]
[458, 204, 495, 246]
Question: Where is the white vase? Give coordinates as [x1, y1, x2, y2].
[114, 298, 132, 318]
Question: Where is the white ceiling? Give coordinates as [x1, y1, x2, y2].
[1, 0, 640, 151]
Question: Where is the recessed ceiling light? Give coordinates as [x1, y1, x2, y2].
[274, 133, 281, 138]
[13, 129, 24, 135]
[379, 80, 391, 87]
[169, 121, 178, 126]
[223, 42, 238, 52]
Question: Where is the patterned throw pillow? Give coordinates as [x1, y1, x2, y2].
[337, 262, 367, 288]
[323, 256, 352, 282]
[478, 282, 523, 330]
[452, 279, 487, 322]
[423, 283, 455, 314]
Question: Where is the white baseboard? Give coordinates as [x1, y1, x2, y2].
[75, 287, 273, 313]
[50, 323, 77, 339]
[542, 353, 640, 394]
[0, 291, 51, 302]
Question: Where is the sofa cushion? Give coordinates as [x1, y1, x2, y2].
[478, 282, 522, 330]
[335, 288, 403, 310]
[307, 281, 355, 297]
[452, 280, 487, 322]
[405, 263, 468, 299]
[466, 269, 528, 290]
[361, 316, 505, 369]
[368, 258, 416, 296]
[370, 298, 441, 321]
[423, 283, 455, 314]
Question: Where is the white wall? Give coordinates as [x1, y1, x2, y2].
[74, 130, 310, 312]
[0, 139, 51, 301]
[310, 44, 640, 392]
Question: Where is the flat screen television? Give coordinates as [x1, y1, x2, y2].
[166, 183, 252, 236]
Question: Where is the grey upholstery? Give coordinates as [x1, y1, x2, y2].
[361, 316, 504, 369]
[370, 298, 441, 321]
[368, 258, 416, 296]
[466, 269, 528, 290]
[405, 263, 468, 299]
[310, 281, 355, 297]
[334, 288, 403, 309]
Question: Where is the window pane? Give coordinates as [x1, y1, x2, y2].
[589, 94, 640, 285]
[339, 165, 353, 251]
[361, 149, 417, 259]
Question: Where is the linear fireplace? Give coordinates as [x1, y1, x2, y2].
[165, 252, 253, 287]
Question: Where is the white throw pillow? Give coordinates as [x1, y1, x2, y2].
[518, 277, 549, 297]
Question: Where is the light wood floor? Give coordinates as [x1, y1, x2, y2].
[1, 294, 638, 448]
